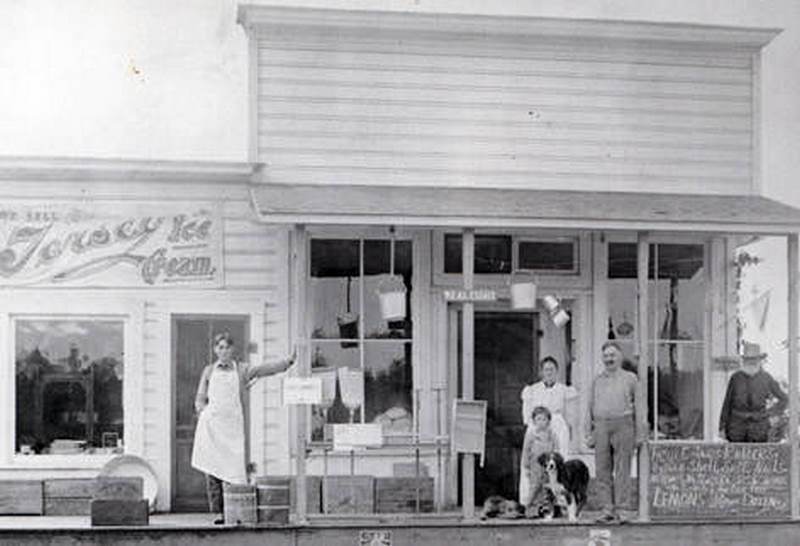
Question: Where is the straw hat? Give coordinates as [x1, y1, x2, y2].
[741, 341, 767, 361]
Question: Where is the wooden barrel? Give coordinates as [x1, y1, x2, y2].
[223, 483, 256, 525]
[256, 477, 290, 525]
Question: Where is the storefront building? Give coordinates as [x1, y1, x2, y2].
[2, 6, 800, 520]
[0, 158, 286, 513]
[237, 5, 800, 519]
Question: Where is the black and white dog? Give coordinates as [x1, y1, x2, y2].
[536, 452, 590, 521]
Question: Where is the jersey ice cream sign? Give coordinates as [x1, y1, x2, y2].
[0, 204, 223, 287]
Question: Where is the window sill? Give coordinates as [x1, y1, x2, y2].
[6, 453, 119, 470]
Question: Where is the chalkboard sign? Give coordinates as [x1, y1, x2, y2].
[649, 442, 790, 519]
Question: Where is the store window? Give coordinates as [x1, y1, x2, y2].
[15, 319, 124, 455]
[309, 238, 413, 441]
[607, 242, 706, 440]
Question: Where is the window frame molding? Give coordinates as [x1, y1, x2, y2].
[304, 229, 422, 443]
[601, 234, 713, 441]
[432, 229, 591, 289]
[0, 291, 144, 469]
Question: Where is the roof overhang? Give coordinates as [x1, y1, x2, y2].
[250, 183, 800, 235]
[0, 156, 257, 184]
[237, 4, 781, 52]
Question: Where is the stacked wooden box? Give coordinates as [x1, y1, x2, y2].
[0, 481, 43, 515]
[322, 475, 374, 514]
[90, 477, 148, 526]
[289, 475, 323, 514]
[44, 479, 96, 515]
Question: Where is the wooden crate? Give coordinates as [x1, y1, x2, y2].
[90, 499, 149, 526]
[0, 480, 43, 515]
[322, 476, 374, 514]
[375, 477, 434, 513]
[93, 477, 143, 501]
[257, 475, 322, 514]
[44, 478, 95, 516]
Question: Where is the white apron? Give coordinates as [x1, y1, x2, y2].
[191, 362, 247, 485]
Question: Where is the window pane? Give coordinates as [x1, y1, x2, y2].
[16, 320, 124, 454]
[364, 342, 413, 434]
[364, 240, 412, 339]
[652, 244, 706, 342]
[444, 234, 512, 274]
[518, 240, 577, 272]
[310, 342, 362, 441]
[654, 342, 704, 440]
[310, 240, 360, 340]
[607, 241, 707, 441]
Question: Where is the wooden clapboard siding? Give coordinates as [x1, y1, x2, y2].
[254, 25, 755, 194]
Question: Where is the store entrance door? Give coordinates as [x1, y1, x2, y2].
[451, 309, 539, 505]
[172, 315, 249, 512]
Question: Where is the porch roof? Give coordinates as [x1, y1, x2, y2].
[250, 183, 800, 234]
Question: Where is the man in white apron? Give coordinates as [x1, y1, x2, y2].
[192, 332, 295, 523]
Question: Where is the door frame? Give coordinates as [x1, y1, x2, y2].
[170, 313, 251, 512]
[445, 301, 541, 505]
[160, 293, 266, 512]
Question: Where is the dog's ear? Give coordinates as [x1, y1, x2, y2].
[553, 452, 564, 465]
[537, 452, 549, 466]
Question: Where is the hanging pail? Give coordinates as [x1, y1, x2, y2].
[510, 282, 537, 310]
[337, 313, 358, 348]
[256, 476, 290, 525]
[542, 295, 560, 313]
[377, 274, 407, 321]
[223, 483, 257, 525]
[551, 309, 571, 328]
[379, 290, 406, 321]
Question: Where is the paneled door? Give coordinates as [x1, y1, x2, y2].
[172, 315, 249, 512]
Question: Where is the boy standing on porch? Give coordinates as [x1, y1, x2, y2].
[192, 332, 295, 524]
[586, 341, 645, 523]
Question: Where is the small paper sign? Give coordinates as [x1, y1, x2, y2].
[451, 399, 487, 465]
[333, 424, 383, 451]
[282, 377, 322, 405]
[443, 289, 497, 302]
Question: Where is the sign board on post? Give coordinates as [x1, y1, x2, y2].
[282, 377, 322, 405]
[333, 424, 383, 451]
[451, 399, 487, 466]
[649, 442, 791, 519]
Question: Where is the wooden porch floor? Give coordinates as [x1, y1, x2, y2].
[1, 513, 800, 546]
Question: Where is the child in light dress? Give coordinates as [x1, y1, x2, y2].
[520, 405, 558, 515]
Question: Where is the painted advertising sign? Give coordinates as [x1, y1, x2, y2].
[0, 203, 223, 287]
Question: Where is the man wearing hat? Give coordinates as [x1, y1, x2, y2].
[719, 342, 788, 443]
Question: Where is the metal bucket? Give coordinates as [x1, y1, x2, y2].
[256, 477, 290, 525]
[223, 483, 256, 525]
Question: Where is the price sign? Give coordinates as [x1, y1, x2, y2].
[333, 424, 383, 451]
[282, 377, 322, 405]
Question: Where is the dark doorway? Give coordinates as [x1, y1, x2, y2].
[455, 310, 539, 504]
[171, 315, 249, 512]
